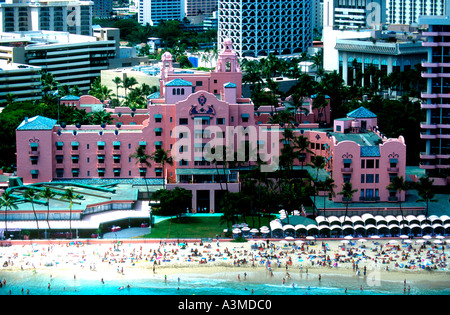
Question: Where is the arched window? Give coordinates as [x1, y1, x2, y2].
[181, 88, 184, 95]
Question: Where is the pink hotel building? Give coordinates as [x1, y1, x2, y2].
[16, 39, 408, 214]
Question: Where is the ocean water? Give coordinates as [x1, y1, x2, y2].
[0, 270, 449, 295]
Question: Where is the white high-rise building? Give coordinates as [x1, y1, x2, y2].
[138, 0, 186, 26]
[387, 0, 447, 25]
[218, 0, 313, 58]
[0, 0, 93, 36]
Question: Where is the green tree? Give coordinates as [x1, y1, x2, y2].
[150, 148, 173, 189]
[386, 176, 409, 232]
[151, 187, 192, 222]
[0, 191, 18, 239]
[61, 188, 83, 239]
[130, 145, 153, 225]
[415, 176, 437, 218]
[23, 188, 40, 238]
[338, 182, 358, 221]
[39, 187, 56, 233]
[112, 76, 123, 101]
[122, 77, 138, 99]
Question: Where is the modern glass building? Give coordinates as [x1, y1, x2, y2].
[419, 13, 450, 185]
[218, 0, 313, 57]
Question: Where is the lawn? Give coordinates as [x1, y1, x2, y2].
[140, 215, 273, 239]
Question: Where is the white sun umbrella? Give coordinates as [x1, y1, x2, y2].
[306, 236, 315, 240]
[399, 235, 409, 239]
[250, 228, 259, 233]
[435, 235, 445, 239]
[285, 236, 295, 241]
[404, 240, 412, 244]
[423, 235, 432, 239]
[388, 240, 398, 244]
[370, 235, 380, 239]
[357, 239, 367, 243]
[232, 228, 241, 234]
[340, 240, 349, 244]
[242, 226, 251, 232]
[433, 240, 443, 244]
[416, 239, 426, 244]
[344, 235, 353, 239]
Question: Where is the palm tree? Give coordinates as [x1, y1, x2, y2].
[130, 145, 153, 225]
[150, 148, 173, 189]
[386, 176, 409, 229]
[39, 187, 56, 234]
[0, 191, 18, 239]
[321, 177, 336, 218]
[112, 76, 123, 100]
[122, 77, 138, 99]
[23, 188, 40, 238]
[308, 155, 326, 216]
[61, 188, 83, 239]
[293, 135, 312, 169]
[415, 176, 437, 218]
[338, 182, 358, 221]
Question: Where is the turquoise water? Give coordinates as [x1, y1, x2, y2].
[0, 270, 449, 295]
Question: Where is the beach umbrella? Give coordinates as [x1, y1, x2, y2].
[232, 228, 241, 234]
[232, 224, 240, 228]
[250, 228, 259, 233]
[399, 235, 408, 239]
[433, 240, 443, 244]
[357, 239, 367, 243]
[306, 236, 315, 240]
[285, 236, 295, 241]
[416, 240, 426, 244]
[388, 240, 398, 244]
[370, 235, 380, 239]
[423, 235, 432, 239]
[340, 240, 349, 244]
[435, 235, 445, 239]
[344, 235, 353, 240]
[404, 240, 412, 244]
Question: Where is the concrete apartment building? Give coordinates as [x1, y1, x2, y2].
[0, 0, 93, 36]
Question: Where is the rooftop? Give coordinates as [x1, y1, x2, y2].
[17, 116, 56, 131]
[347, 106, 377, 118]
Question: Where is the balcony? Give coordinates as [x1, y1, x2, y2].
[387, 166, 399, 172]
[437, 134, 450, 139]
[420, 152, 436, 159]
[420, 122, 437, 129]
[341, 167, 353, 173]
[420, 104, 437, 109]
[422, 72, 438, 78]
[421, 93, 438, 99]
[420, 132, 437, 139]
[28, 150, 39, 156]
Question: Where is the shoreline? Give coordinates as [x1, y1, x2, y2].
[1, 238, 449, 287]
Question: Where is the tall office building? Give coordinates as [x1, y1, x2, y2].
[138, 0, 186, 26]
[186, 0, 217, 16]
[0, 30, 116, 93]
[92, 0, 113, 19]
[218, 0, 313, 57]
[0, 0, 93, 36]
[387, 0, 447, 25]
[419, 11, 450, 186]
[323, 0, 385, 30]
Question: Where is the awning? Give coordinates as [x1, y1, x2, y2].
[139, 141, 147, 146]
[30, 142, 39, 147]
[71, 142, 79, 146]
[30, 170, 39, 174]
[241, 113, 250, 118]
[154, 114, 162, 119]
[155, 128, 163, 132]
[113, 169, 121, 173]
[72, 169, 79, 173]
[155, 141, 162, 146]
[55, 142, 63, 147]
[113, 141, 121, 146]
[389, 158, 398, 163]
[97, 141, 105, 146]
[343, 159, 352, 164]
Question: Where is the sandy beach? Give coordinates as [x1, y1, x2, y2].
[0, 237, 449, 291]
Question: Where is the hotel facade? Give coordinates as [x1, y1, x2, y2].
[16, 39, 408, 213]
